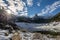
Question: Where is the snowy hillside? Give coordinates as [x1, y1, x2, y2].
[16, 22, 60, 32]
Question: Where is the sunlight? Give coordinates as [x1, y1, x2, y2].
[6, 10, 11, 14]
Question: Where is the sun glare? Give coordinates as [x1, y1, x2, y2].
[6, 10, 11, 14]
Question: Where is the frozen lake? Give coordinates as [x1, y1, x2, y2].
[16, 22, 60, 32]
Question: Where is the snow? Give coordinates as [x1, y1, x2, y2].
[0, 22, 60, 40]
[0, 30, 13, 40]
[20, 32, 33, 40]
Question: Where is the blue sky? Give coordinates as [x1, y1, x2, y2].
[22, 0, 60, 17]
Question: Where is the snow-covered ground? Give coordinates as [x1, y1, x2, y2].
[0, 30, 13, 40]
[16, 22, 60, 32]
[0, 22, 60, 40]
[0, 30, 60, 40]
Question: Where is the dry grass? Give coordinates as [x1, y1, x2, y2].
[12, 32, 21, 40]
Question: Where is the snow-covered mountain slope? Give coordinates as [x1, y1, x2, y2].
[0, 0, 27, 16]
[16, 22, 60, 32]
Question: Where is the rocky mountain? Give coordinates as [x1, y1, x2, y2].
[50, 12, 60, 22]
[17, 12, 60, 23]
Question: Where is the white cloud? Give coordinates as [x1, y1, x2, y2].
[37, 2, 40, 6]
[38, 0, 60, 16]
[0, 0, 28, 16]
[27, 0, 33, 6]
[19, 7, 28, 16]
